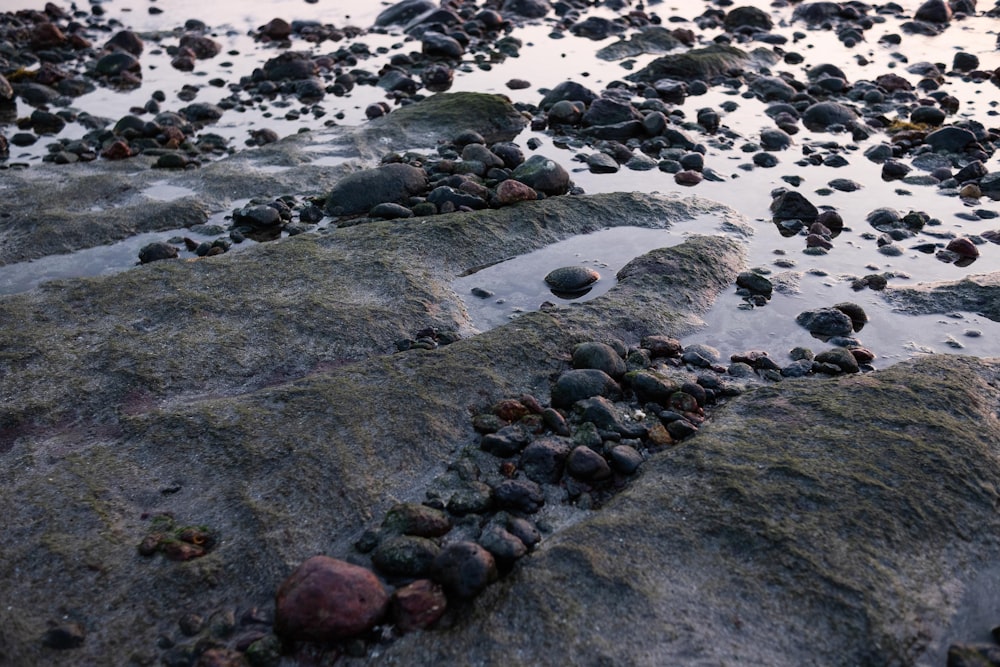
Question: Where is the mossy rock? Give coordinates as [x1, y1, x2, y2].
[626, 44, 750, 83]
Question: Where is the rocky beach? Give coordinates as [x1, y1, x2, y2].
[2, 0, 1000, 665]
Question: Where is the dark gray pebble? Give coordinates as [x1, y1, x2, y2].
[493, 479, 545, 513]
[566, 446, 612, 481]
[519, 436, 572, 484]
[431, 542, 497, 599]
[372, 535, 441, 577]
[609, 445, 643, 475]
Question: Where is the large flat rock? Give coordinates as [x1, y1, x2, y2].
[0, 190, 745, 665]
[370, 354, 1000, 666]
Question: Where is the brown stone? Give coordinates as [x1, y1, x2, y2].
[391, 579, 447, 633]
[275, 555, 389, 642]
[641, 335, 683, 358]
[101, 140, 133, 160]
[647, 422, 674, 447]
[494, 178, 538, 206]
[492, 398, 530, 423]
[261, 18, 292, 40]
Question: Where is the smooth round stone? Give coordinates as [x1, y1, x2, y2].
[566, 446, 612, 481]
[372, 535, 441, 577]
[275, 555, 389, 642]
[572, 341, 626, 379]
[138, 242, 178, 264]
[431, 542, 497, 599]
[544, 266, 600, 293]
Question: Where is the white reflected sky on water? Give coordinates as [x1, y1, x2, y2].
[5, 0, 1000, 362]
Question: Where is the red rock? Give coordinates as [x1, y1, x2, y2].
[492, 398, 530, 422]
[674, 170, 703, 186]
[195, 648, 245, 667]
[32, 23, 66, 49]
[101, 140, 133, 160]
[641, 335, 683, 358]
[261, 18, 292, 40]
[275, 556, 389, 642]
[391, 579, 447, 632]
[946, 237, 979, 259]
[494, 178, 537, 206]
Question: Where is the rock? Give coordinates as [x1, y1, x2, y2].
[422, 32, 464, 59]
[539, 81, 598, 110]
[914, 0, 952, 22]
[262, 52, 317, 81]
[609, 445, 643, 475]
[814, 347, 860, 373]
[479, 526, 527, 567]
[946, 643, 1000, 667]
[370, 202, 413, 219]
[641, 336, 682, 357]
[274, 556, 389, 642]
[512, 155, 571, 195]
[626, 44, 750, 83]
[952, 52, 979, 72]
[770, 191, 818, 221]
[325, 163, 428, 216]
[572, 342, 626, 379]
[41, 622, 85, 649]
[833, 302, 868, 332]
[724, 6, 774, 31]
[575, 396, 632, 434]
[431, 542, 497, 598]
[391, 579, 447, 632]
[234, 205, 281, 229]
[520, 437, 572, 484]
[493, 479, 545, 513]
[447, 482, 494, 516]
[628, 370, 681, 404]
[480, 423, 532, 457]
[925, 126, 975, 152]
[94, 51, 140, 77]
[179, 34, 221, 59]
[682, 343, 721, 367]
[494, 179, 537, 205]
[675, 170, 703, 186]
[376, 0, 436, 26]
[551, 369, 621, 409]
[372, 535, 441, 577]
[801, 101, 859, 131]
[382, 503, 451, 537]
[910, 105, 946, 126]
[260, 17, 292, 39]
[736, 271, 773, 297]
[506, 518, 541, 549]
[582, 98, 642, 127]
[544, 266, 600, 294]
[138, 242, 178, 264]
[586, 152, 619, 174]
[566, 446, 612, 481]
[795, 307, 854, 337]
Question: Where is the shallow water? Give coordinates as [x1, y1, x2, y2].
[5, 0, 1000, 366]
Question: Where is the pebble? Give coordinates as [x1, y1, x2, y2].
[431, 542, 497, 599]
[566, 445, 612, 481]
[372, 535, 441, 577]
[493, 478, 545, 513]
[381, 502, 451, 537]
[544, 266, 600, 294]
[391, 579, 447, 632]
[274, 555, 389, 642]
[550, 368, 621, 409]
[519, 436, 572, 484]
[41, 622, 86, 650]
[138, 242, 179, 264]
[572, 341, 626, 379]
[795, 307, 854, 337]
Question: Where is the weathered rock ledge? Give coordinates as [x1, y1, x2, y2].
[2, 91, 999, 667]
